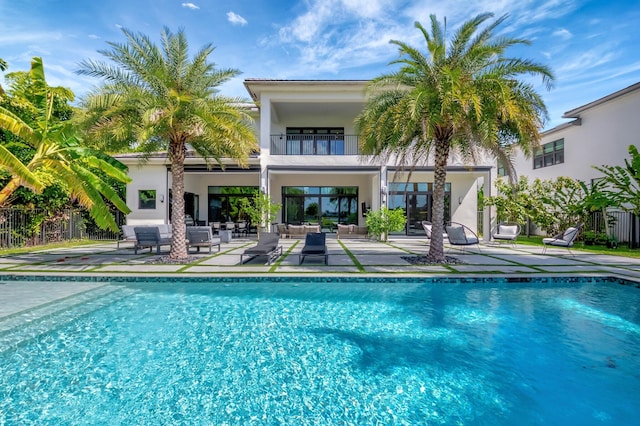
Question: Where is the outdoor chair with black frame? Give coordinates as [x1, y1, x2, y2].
[186, 226, 221, 253]
[299, 232, 328, 265]
[491, 222, 521, 247]
[133, 226, 173, 254]
[542, 224, 583, 256]
[240, 232, 283, 265]
[445, 222, 481, 253]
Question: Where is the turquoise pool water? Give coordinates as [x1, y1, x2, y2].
[0, 276, 639, 424]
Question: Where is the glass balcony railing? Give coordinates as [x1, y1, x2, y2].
[270, 135, 359, 155]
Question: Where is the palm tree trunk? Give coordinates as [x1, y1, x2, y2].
[169, 141, 189, 260]
[428, 138, 451, 261]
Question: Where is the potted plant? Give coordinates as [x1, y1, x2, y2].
[365, 206, 406, 242]
[239, 192, 281, 236]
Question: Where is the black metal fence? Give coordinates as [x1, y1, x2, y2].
[0, 208, 123, 249]
[588, 209, 640, 247]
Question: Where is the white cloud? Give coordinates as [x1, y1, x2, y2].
[88, 34, 100, 40]
[553, 28, 572, 40]
[227, 11, 248, 26]
[182, 3, 200, 10]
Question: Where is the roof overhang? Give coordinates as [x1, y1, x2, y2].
[563, 81, 640, 118]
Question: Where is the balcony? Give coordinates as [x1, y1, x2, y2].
[270, 135, 360, 155]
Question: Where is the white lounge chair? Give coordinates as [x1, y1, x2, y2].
[542, 224, 583, 255]
[492, 222, 521, 247]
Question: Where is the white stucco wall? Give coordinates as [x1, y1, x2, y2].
[512, 85, 640, 183]
[124, 162, 169, 225]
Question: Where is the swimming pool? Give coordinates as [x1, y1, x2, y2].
[0, 276, 638, 424]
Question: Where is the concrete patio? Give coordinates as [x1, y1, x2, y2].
[0, 234, 638, 279]
[1, 235, 639, 320]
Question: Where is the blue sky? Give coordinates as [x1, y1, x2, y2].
[1, 0, 639, 129]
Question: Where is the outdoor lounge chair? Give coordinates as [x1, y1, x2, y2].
[492, 222, 521, 246]
[134, 226, 172, 254]
[445, 222, 480, 253]
[542, 224, 583, 255]
[299, 232, 328, 265]
[186, 226, 221, 253]
[240, 232, 283, 264]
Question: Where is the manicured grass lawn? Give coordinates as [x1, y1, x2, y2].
[0, 239, 103, 256]
[517, 235, 640, 258]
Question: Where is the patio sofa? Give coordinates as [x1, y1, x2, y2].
[336, 224, 369, 239]
[285, 224, 321, 238]
[120, 224, 172, 249]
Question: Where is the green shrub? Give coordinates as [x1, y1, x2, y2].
[365, 206, 406, 242]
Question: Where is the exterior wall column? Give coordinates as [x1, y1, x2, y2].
[483, 171, 492, 242]
[380, 165, 388, 208]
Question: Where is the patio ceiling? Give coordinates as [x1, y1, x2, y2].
[270, 101, 365, 123]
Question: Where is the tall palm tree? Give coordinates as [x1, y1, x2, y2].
[356, 13, 554, 262]
[77, 27, 258, 260]
[0, 57, 131, 231]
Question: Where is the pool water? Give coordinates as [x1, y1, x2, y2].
[1, 277, 639, 424]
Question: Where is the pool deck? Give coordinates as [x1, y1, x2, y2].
[1, 235, 639, 318]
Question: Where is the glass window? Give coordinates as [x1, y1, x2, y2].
[497, 159, 506, 177]
[387, 181, 451, 234]
[282, 186, 358, 227]
[534, 139, 564, 169]
[207, 186, 259, 223]
[138, 190, 156, 209]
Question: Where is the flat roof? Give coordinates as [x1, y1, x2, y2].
[243, 79, 369, 101]
[563, 81, 640, 118]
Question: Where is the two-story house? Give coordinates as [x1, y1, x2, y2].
[511, 81, 640, 182]
[117, 79, 494, 237]
[508, 81, 640, 241]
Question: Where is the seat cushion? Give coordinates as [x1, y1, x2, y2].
[498, 225, 518, 236]
[301, 244, 326, 254]
[543, 238, 571, 246]
[446, 226, 466, 244]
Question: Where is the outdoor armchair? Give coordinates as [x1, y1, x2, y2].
[421, 221, 447, 245]
[445, 222, 480, 253]
[186, 226, 221, 253]
[542, 224, 583, 255]
[492, 222, 521, 246]
[133, 226, 173, 254]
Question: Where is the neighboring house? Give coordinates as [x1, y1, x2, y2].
[116, 79, 493, 237]
[510, 81, 640, 183]
[508, 81, 640, 241]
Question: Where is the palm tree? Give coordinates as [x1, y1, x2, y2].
[356, 13, 553, 262]
[0, 57, 131, 231]
[77, 27, 258, 260]
[0, 57, 7, 95]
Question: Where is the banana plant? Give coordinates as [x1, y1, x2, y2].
[0, 57, 131, 231]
